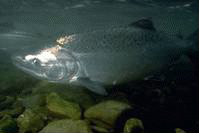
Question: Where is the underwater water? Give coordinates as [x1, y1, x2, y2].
[0, 0, 199, 133]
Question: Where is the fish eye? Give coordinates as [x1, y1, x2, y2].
[32, 58, 41, 65]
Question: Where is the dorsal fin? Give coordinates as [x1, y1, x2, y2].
[129, 18, 156, 31]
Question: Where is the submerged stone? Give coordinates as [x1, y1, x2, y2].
[0, 95, 6, 103]
[123, 118, 144, 133]
[175, 128, 187, 133]
[0, 106, 24, 118]
[17, 109, 45, 133]
[33, 81, 96, 109]
[92, 126, 110, 133]
[0, 115, 17, 133]
[39, 119, 93, 133]
[46, 92, 81, 119]
[84, 100, 132, 129]
[22, 94, 46, 109]
[0, 96, 15, 110]
[0, 98, 24, 118]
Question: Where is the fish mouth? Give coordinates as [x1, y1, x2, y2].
[12, 56, 44, 78]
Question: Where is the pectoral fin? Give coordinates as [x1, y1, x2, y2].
[71, 78, 108, 96]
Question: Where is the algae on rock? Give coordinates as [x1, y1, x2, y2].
[0, 115, 17, 133]
[175, 128, 187, 133]
[123, 118, 144, 133]
[0, 96, 15, 110]
[17, 109, 45, 133]
[0, 98, 24, 118]
[84, 100, 132, 129]
[22, 94, 46, 109]
[46, 92, 81, 120]
[32, 81, 96, 109]
[0, 106, 24, 118]
[92, 126, 110, 133]
[39, 119, 93, 133]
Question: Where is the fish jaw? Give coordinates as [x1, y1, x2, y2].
[13, 56, 47, 79]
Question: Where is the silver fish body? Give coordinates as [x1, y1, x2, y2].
[13, 21, 188, 95]
[62, 27, 185, 84]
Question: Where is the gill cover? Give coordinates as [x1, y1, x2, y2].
[52, 47, 79, 82]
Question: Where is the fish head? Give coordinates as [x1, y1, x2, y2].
[12, 46, 79, 82]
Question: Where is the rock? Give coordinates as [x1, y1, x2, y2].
[175, 128, 186, 133]
[123, 118, 144, 133]
[46, 92, 81, 120]
[0, 115, 17, 133]
[0, 106, 24, 118]
[22, 94, 46, 109]
[32, 81, 96, 109]
[39, 119, 93, 133]
[90, 119, 111, 129]
[0, 96, 15, 110]
[84, 100, 132, 129]
[92, 126, 110, 133]
[0, 95, 6, 103]
[0, 99, 25, 118]
[17, 109, 45, 133]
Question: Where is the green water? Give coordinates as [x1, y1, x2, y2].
[0, 0, 198, 133]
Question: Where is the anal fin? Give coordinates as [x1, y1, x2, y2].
[71, 78, 108, 96]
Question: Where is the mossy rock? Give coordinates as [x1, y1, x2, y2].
[175, 128, 186, 133]
[123, 118, 144, 133]
[39, 119, 93, 133]
[0, 96, 15, 110]
[32, 81, 96, 109]
[0, 95, 6, 103]
[46, 92, 81, 120]
[92, 126, 110, 133]
[21, 94, 46, 109]
[89, 119, 111, 129]
[84, 100, 132, 129]
[0, 115, 18, 133]
[17, 109, 45, 133]
[0, 98, 25, 118]
[0, 106, 24, 118]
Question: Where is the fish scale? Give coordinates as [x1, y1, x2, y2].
[62, 27, 175, 54]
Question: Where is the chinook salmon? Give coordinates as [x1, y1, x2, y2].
[12, 18, 196, 95]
